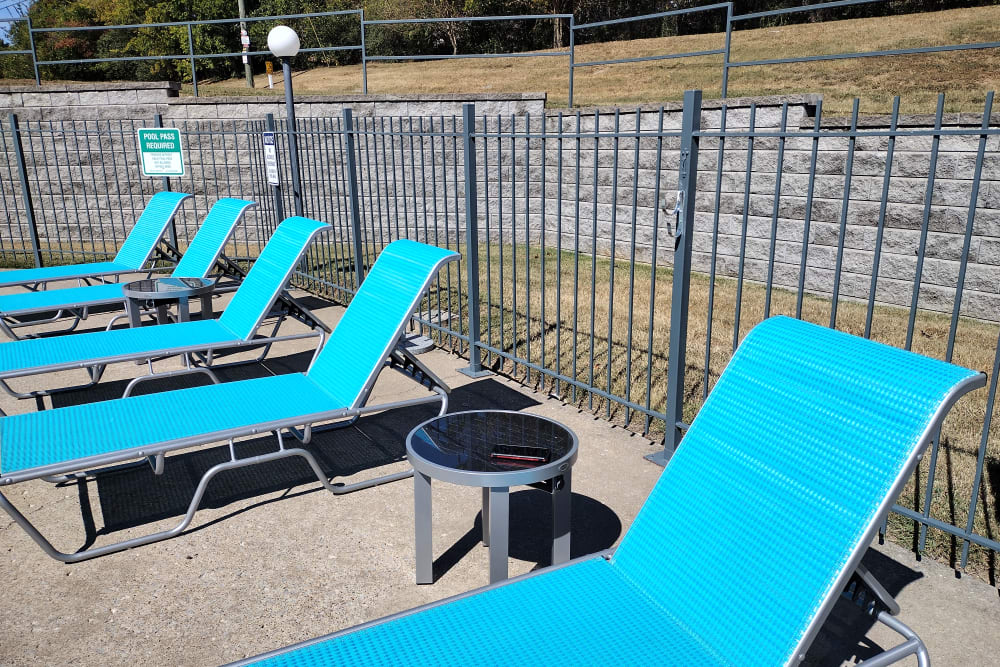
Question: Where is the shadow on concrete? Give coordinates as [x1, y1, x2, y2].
[49, 349, 319, 408]
[804, 548, 924, 666]
[430, 490, 622, 582]
[54, 375, 542, 557]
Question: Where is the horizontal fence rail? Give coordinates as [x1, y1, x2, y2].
[0, 90, 997, 579]
[25, 10, 364, 97]
[5, 1, 1000, 105]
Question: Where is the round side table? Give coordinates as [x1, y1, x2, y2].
[406, 410, 578, 584]
[123, 277, 216, 327]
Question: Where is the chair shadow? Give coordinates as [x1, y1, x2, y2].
[431, 490, 623, 582]
[54, 376, 541, 556]
[803, 547, 924, 666]
[48, 349, 318, 408]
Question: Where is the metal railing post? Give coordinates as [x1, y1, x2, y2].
[647, 89, 701, 466]
[187, 23, 198, 97]
[459, 102, 488, 378]
[341, 107, 365, 289]
[281, 57, 303, 217]
[8, 114, 43, 267]
[359, 9, 368, 94]
[153, 113, 178, 247]
[721, 2, 732, 98]
[27, 17, 40, 87]
[567, 15, 575, 108]
[265, 113, 285, 226]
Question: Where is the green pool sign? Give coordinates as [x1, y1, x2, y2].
[137, 128, 185, 177]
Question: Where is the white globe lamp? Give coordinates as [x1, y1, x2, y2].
[267, 26, 300, 59]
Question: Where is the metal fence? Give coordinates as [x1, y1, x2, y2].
[0, 91, 997, 574]
[4, 0, 1000, 105]
[0, 113, 280, 267]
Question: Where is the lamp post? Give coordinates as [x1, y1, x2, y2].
[268, 25, 303, 217]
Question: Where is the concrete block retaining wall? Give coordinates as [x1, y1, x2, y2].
[2, 82, 999, 320]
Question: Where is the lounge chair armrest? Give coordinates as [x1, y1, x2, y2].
[842, 563, 901, 617]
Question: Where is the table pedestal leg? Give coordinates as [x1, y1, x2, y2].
[481, 486, 490, 547]
[125, 297, 142, 329]
[488, 486, 509, 584]
[551, 470, 572, 566]
[200, 293, 213, 320]
[177, 295, 190, 322]
[414, 471, 433, 584]
[155, 303, 169, 324]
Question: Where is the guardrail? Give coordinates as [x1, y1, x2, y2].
[3, 1, 1000, 105]
[17, 10, 363, 97]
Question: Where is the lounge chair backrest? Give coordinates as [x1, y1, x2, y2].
[217, 217, 330, 340]
[112, 191, 193, 268]
[172, 199, 256, 277]
[307, 239, 459, 408]
[609, 316, 980, 666]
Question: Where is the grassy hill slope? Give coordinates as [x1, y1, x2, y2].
[195, 5, 1000, 114]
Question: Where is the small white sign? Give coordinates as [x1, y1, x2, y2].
[136, 128, 185, 177]
[263, 132, 279, 186]
[240, 29, 250, 46]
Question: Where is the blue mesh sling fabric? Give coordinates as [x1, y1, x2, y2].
[173, 198, 255, 277]
[0, 192, 191, 289]
[0, 198, 253, 319]
[0, 237, 455, 476]
[246, 316, 979, 667]
[218, 217, 329, 340]
[0, 374, 342, 474]
[0, 283, 128, 317]
[112, 191, 193, 268]
[307, 239, 459, 408]
[605, 316, 979, 665]
[0, 319, 237, 376]
[0, 216, 325, 378]
[0, 263, 134, 290]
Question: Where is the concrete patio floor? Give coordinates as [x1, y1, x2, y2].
[0, 280, 997, 666]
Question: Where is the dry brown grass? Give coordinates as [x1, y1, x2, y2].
[193, 5, 1000, 114]
[310, 241, 998, 583]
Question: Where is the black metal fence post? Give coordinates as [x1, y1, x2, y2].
[153, 113, 178, 248]
[8, 114, 43, 268]
[341, 107, 365, 289]
[648, 89, 702, 466]
[459, 102, 488, 378]
[265, 113, 285, 226]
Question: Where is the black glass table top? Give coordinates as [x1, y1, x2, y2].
[408, 410, 575, 475]
[123, 277, 215, 298]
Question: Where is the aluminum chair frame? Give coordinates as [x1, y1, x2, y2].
[0, 217, 331, 406]
[229, 317, 985, 667]
[0, 241, 460, 563]
[0, 198, 257, 340]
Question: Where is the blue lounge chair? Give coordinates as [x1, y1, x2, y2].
[0, 198, 257, 340]
[0, 239, 458, 562]
[230, 317, 984, 667]
[0, 191, 192, 290]
[0, 216, 330, 403]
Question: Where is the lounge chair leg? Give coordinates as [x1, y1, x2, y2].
[0, 309, 84, 341]
[122, 365, 220, 398]
[0, 444, 352, 563]
[856, 612, 929, 666]
[0, 372, 103, 402]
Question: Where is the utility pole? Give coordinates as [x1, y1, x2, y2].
[237, 0, 254, 88]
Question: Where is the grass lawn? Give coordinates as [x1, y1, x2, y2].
[299, 240, 1000, 584]
[187, 5, 1000, 114]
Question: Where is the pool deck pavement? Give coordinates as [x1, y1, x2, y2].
[0, 280, 996, 666]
